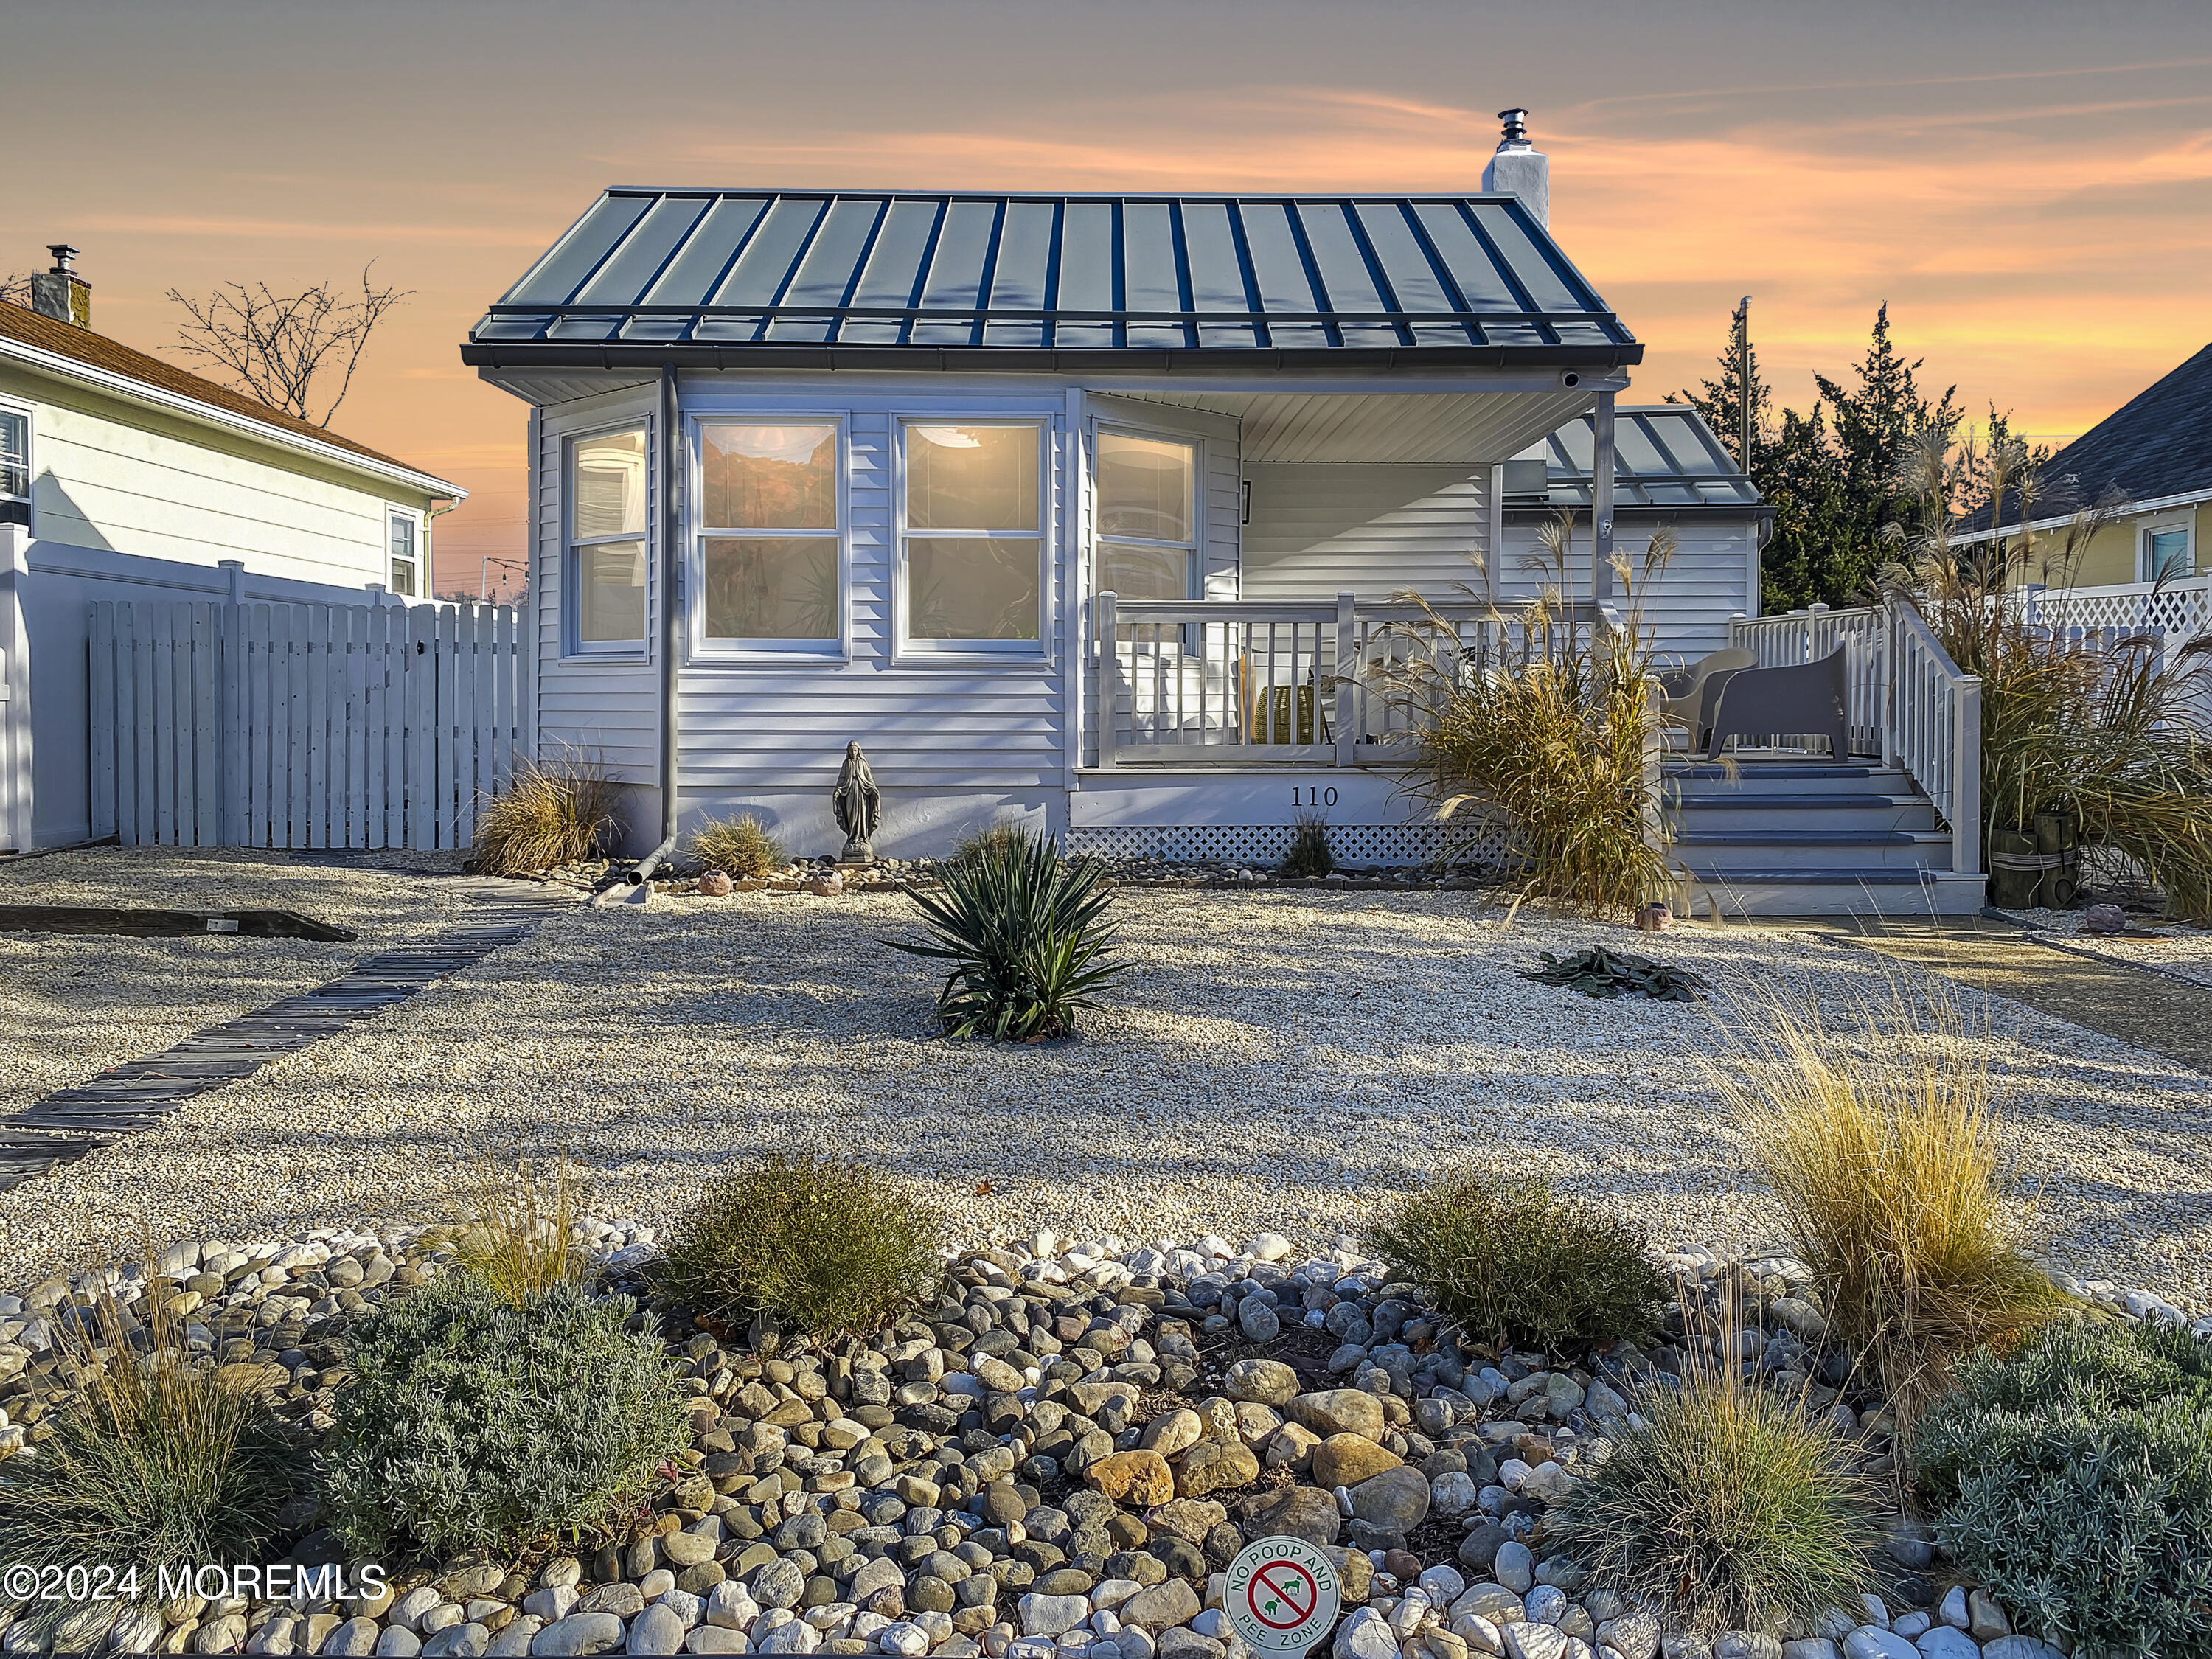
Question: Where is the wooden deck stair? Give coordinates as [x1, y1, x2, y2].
[1663, 760, 1986, 918]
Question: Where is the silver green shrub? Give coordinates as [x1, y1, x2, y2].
[1912, 1317, 2212, 1659]
[319, 1272, 689, 1556]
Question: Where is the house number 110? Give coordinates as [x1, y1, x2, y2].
[1292, 787, 1338, 807]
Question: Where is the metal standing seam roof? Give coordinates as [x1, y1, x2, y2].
[462, 189, 1641, 369]
[1522, 406, 1764, 509]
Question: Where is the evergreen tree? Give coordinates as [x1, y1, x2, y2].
[1676, 305, 1963, 611]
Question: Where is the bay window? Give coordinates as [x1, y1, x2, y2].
[569, 427, 648, 653]
[902, 422, 1043, 650]
[698, 421, 841, 650]
[1096, 431, 1197, 599]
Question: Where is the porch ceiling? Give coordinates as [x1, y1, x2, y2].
[1108, 388, 1597, 465]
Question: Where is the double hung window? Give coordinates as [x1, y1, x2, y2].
[0, 406, 27, 529]
[698, 422, 841, 650]
[902, 422, 1044, 650]
[1096, 431, 1197, 600]
[2143, 523, 2193, 583]
[387, 512, 420, 597]
[569, 428, 649, 653]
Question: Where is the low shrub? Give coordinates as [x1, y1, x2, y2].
[692, 813, 786, 880]
[955, 821, 1029, 867]
[1912, 1317, 2212, 1659]
[1364, 1169, 1670, 1352]
[473, 758, 621, 874]
[657, 1154, 945, 1338]
[319, 1272, 688, 1557]
[891, 826, 1129, 1040]
[437, 1155, 591, 1304]
[1280, 811, 1335, 878]
[1717, 993, 2073, 1425]
[0, 1273, 296, 1621]
[1551, 1292, 1882, 1635]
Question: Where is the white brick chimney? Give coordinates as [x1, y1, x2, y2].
[1481, 109, 1549, 229]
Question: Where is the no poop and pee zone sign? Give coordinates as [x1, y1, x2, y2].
[1223, 1537, 1343, 1655]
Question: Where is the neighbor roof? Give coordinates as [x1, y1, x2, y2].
[1968, 341, 2212, 533]
[462, 189, 1641, 372]
[0, 299, 459, 495]
[1523, 405, 1763, 509]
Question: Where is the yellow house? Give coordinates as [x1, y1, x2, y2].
[1964, 341, 2212, 587]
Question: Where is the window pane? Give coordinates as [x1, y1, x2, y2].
[579, 539, 647, 642]
[389, 515, 415, 559]
[704, 537, 839, 639]
[907, 425, 1037, 530]
[1098, 433, 1194, 542]
[575, 429, 647, 538]
[702, 422, 836, 529]
[1098, 540, 1192, 601]
[2149, 529, 2191, 580]
[907, 537, 1040, 640]
[0, 411, 25, 499]
[389, 558, 417, 599]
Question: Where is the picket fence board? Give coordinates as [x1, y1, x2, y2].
[88, 598, 530, 850]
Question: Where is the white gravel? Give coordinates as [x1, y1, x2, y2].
[0, 847, 492, 1120]
[2, 884, 2207, 1312]
[2008, 905, 2212, 989]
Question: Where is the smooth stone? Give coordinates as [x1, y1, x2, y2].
[1086, 1452, 1177, 1506]
[1840, 1633, 1918, 1659]
[1287, 1391, 1388, 1441]
[1018, 1598, 1093, 1640]
[1500, 1627, 1567, 1659]
[1493, 1543, 1534, 1596]
[1222, 1360, 1300, 1406]
[1238, 1484, 1341, 1548]
[531, 1615, 628, 1658]
[488, 1619, 545, 1658]
[1912, 1632, 1977, 1659]
[422, 1627, 490, 1659]
[630, 1605, 688, 1655]
[1979, 1644, 2064, 1659]
[1965, 1595, 2008, 1644]
[1594, 1614, 1660, 1659]
[1450, 1587, 1525, 1628]
[1312, 1435, 1402, 1489]
[1119, 1584, 1200, 1633]
[1348, 1467, 1430, 1534]
[684, 1631, 750, 1655]
[1332, 1609, 1401, 1659]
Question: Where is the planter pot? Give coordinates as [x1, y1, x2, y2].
[1989, 830, 2042, 910]
[2034, 810, 2081, 909]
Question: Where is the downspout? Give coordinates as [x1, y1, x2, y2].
[605, 363, 683, 891]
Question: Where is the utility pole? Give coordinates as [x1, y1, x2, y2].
[1733, 296, 1753, 470]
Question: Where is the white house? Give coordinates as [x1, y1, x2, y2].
[0, 248, 465, 852]
[462, 115, 1794, 872]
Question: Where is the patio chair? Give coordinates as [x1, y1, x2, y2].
[1704, 645, 1850, 759]
[1656, 648, 1756, 747]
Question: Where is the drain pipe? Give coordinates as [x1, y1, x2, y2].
[601, 363, 683, 896]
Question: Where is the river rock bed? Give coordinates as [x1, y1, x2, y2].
[1, 1222, 2194, 1659]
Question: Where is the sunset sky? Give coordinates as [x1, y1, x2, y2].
[12, 0, 2212, 596]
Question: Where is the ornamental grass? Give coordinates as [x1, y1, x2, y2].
[1714, 984, 2074, 1427]
[1551, 1284, 1882, 1635]
[692, 812, 786, 880]
[434, 1154, 592, 1304]
[471, 755, 621, 875]
[1380, 515, 1674, 917]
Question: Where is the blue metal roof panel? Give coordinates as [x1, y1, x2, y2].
[468, 189, 1638, 361]
[1536, 407, 1762, 508]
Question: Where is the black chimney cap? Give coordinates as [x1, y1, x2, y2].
[1498, 108, 1530, 146]
[46, 244, 80, 274]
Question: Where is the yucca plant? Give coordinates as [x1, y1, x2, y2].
[472, 754, 621, 875]
[891, 827, 1128, 1040]
[1377, 515, 1676, 916]
[1883, 431, 2212, 921]
[692, 812, 786, 879]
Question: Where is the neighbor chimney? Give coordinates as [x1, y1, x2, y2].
[1481, 109, 1549, 229]
[30, 244, 91, 328]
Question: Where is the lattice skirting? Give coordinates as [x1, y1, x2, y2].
[1066, 819, 1507, 869]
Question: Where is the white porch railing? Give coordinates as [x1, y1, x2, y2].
[1093, 591, 1614, 768]
[1728, 598, 1982, 877]
[2025, 574, 2212, 649]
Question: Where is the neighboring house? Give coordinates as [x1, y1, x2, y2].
[0, 248, 465, 851]
[1962, 340, 2212, 587]
[462, 119, 1766, 864]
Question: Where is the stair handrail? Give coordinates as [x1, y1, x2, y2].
[1885, 593, 1982, 877]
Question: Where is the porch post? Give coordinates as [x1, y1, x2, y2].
[1096, 590, 1119, 771]
[1334, 591, 1357, 767]
[0, 526, 31, 853]
[1590, 391, 1617, 605]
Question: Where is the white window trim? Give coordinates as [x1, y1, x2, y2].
[563, 418, 653, 660]
[0, 396, 32, 533]
[1092, 421, 1203, 602]
[892, 414, 1054, 664]
[2138, 512, 2194, 583]
[687, 413, 849, 663]
[386, 507, 423, 599]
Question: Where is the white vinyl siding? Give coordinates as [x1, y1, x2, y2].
[1497, 517, 1758, 663]
[1239, 463, 1489, 602]
[0, 372, 431, 587]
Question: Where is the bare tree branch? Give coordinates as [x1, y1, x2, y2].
[0, 272, 35, 308]
[164, 262, 411, 427]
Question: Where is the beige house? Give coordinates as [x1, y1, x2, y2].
[1, 248, 463, 851]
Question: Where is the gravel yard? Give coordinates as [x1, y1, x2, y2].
[2011, 906, 2212, 988]
[0, 847, 487, 1121]
[2, 882, 2207, 1312]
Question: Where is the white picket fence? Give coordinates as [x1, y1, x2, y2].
[89, 598, 533, 849]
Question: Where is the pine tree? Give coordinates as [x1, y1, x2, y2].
[1810, 304, 1961, 601]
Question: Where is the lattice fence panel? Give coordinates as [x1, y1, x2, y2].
[1067, 819, 1508, 869]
